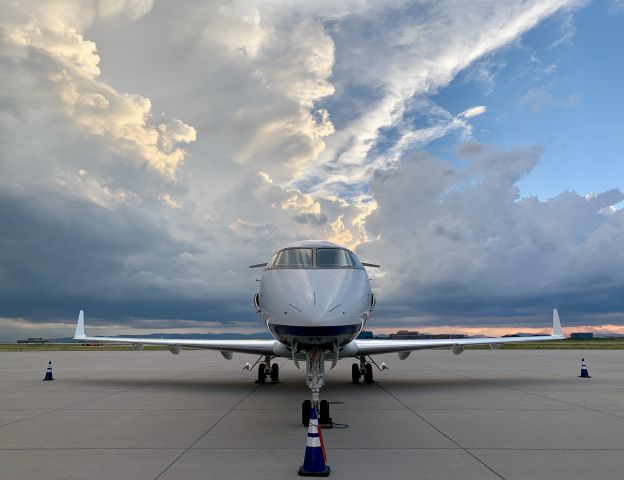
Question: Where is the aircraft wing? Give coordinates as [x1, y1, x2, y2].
[73, 311, 277, 356]
[354, 309, 565, 356]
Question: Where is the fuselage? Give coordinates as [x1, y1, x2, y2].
[255, 241, 374, 348]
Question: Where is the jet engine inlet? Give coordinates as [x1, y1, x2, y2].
[452, 344, 465, 355]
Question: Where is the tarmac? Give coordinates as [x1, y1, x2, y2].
[1, 349, 624, 480]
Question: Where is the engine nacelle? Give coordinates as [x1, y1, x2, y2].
[452, 344, 465, 355]
[339, 341, 358, 358]
[169, 345, 181, 355]
[272, 342, 290, 358]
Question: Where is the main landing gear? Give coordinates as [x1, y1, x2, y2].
[351, 356, 374, 384]
[255, 355, 280, 384]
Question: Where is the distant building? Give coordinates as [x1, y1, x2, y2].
[389, 330, 421, 340]
[570, 332, 593, 340]
[16, 337, 49, 343]
[357, 330, 374, 339]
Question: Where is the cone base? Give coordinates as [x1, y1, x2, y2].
[298, 465, 330, 477]
[43, 374, 54, 381]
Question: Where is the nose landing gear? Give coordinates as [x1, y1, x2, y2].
[301, 348, 332, 427]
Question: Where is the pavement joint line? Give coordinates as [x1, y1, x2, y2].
[0, 446, 466, 451]
[376, 382, 507, 480]
[426, 366, 624, 423]
[62, 408, 233, 411]
[152, 383, 261, 480]
[4, 446, 624, 451]
[0, 369, 199, 431]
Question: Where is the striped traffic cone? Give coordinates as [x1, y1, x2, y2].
[579, 358, 591, 378]
[43, 361, 54, 381]
[298, 407, 330, 477]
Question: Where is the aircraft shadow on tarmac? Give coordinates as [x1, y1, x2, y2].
[64, 374, 572, 392]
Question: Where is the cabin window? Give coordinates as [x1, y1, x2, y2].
[272, 248, 313, 268]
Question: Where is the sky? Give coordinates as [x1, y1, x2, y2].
[0, 0, 623, 340]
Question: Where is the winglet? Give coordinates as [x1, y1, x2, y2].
[552, 308, 563, 336]
[74, 310, 86, 339]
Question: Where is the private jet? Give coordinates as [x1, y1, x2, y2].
[74, 240, 565, 425]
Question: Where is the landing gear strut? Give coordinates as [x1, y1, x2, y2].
[301, 348, 332, 427]
[255, 355, 279, 384]
[351, 356, 374, 384]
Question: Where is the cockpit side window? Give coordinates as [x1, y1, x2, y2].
[316, 248, 355, 268]
[348, 251, 363, 268]
[271, 248, 313, 268]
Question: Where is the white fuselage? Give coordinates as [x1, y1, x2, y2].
[256, 241, 374, 348]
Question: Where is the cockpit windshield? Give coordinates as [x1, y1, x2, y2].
[268, 247, 363, 269]
[271, 248, 313, 268]
[316, 248, 355, 267]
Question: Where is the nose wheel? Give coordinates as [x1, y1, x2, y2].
[302, 399, 331, 427]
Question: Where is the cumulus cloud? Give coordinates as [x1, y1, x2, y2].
[1, 0, 196, 178]
[1, 0, 619, 339]
[359, 144, 624, 327]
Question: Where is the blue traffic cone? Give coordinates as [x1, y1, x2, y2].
[579, 358, 591, 378]
[298, 407, 330, 477]
[43, 361, 54, 381]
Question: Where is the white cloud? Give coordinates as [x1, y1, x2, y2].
[294, 0, 586, 195]
[459, 105, 487, 119]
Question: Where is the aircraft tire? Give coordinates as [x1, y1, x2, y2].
[257, 363, 266, 384]
[351, 363, 360, 384]
[302, 399, 311, 426]
[364, 363, 374, 383]
[320, 399, 330, 425]
[270, 363, 279, 382]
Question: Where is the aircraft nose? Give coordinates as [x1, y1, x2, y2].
[277, 269, 367, 323]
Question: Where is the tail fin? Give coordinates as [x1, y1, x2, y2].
[74, 310, 85, 339]
[552, 308, 563, 336]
